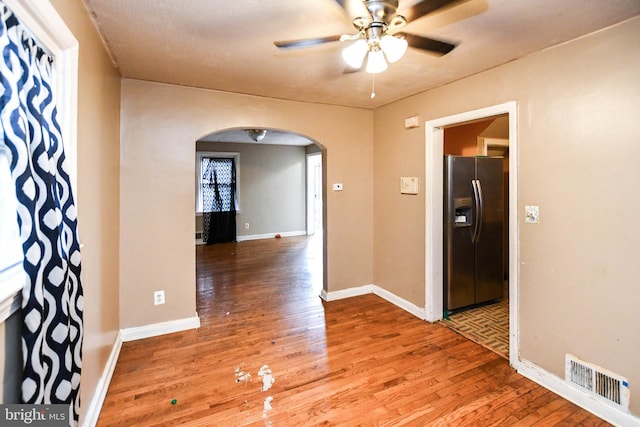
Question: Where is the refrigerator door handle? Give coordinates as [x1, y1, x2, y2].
[472, 179, 484, 243]
[476, 179, 484, 242]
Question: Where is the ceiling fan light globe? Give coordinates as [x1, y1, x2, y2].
[380, 35, 408, 63]
[366, 48, 388, 74]
[342, 39, 368, 69]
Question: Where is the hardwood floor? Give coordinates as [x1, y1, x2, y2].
[97, 235, 609, 426]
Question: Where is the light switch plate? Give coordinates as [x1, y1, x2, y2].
[525, 205, 539, 223]
[400, 177, 419, 194]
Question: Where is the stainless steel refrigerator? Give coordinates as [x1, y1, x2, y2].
[444, 155, 504, 312]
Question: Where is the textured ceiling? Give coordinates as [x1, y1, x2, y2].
[84, 0, 640, 112]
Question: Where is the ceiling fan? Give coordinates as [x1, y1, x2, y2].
[274, 0, 465, 74]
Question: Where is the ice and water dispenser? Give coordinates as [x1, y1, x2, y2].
[453, 197, 472, 227]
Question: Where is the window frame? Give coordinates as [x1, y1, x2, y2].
[195, 151, 240, 215]
[0, 150, 23, 321]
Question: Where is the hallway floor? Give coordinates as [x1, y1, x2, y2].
[442, 296, 509, 359]
[96, 238, 608, 426]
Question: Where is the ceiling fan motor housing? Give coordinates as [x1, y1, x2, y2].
[363, 0, 400, 24]
[366, 22, 386, 42]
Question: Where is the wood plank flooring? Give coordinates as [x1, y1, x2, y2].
[97, 235, 609, 426]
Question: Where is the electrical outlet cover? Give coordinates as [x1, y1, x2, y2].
[154, 290, 165, 305]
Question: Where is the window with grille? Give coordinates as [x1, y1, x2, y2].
[196, 151, 239, 213]
[0, 147, 25, 321]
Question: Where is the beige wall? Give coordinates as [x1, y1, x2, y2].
[120, 79, 374, 328]
[50, 0, 122, 423]
[374, 17, 640, 415]
[444, 118, 495, 155]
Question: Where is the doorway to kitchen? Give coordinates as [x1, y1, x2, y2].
[424, 102, 519, 365]
[441, 118, 510, 358]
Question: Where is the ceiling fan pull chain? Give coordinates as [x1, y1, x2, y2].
[370, 73, 376, 99]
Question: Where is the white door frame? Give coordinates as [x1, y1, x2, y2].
[306, 152, 322, 235]
[424, 101, 519, 365]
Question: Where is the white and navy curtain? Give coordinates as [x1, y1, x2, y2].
[0, 4, 83, 426]
[201, 157, 237, 244]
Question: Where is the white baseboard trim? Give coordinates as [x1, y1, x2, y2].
[320, 284, 426, 320]
[514, 358, 639, 426]
[320, 285, 372, 302]
[372, 286, 426, 320]
[121, 314, 201, 342]
[82, 330, 123, 427]
[236, 230, 306, 242]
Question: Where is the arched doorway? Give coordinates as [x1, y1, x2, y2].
[194, 127, 326, 297]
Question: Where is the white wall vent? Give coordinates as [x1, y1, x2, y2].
[565, 354, 630, 412]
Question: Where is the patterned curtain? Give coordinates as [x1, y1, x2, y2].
[201, 157, 237, 244]
[0, 5, 83, 425]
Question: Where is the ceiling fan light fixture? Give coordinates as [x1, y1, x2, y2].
[246, 129, 267, 142]
[342, 38, 369, 69]
[380, 34, 408, 63]
[366, 46, 388, 74]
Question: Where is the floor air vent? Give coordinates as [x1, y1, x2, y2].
[566, 354, 630, 412]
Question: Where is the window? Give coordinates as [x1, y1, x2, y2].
[196, 151, 239, 213]
[0, 148, 25, 321]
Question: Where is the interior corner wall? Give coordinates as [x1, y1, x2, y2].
[119, 79, 374, 329]
[443, 118, 495, 155]
[50, 0, 122, 423]
[373, 16, 640, 416]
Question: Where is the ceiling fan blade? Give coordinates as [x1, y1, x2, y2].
[274, 35, 342, 49]
[396, 32, 456, 56]
[335, 0, 371, 19]
[401, 0, 463, 22]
